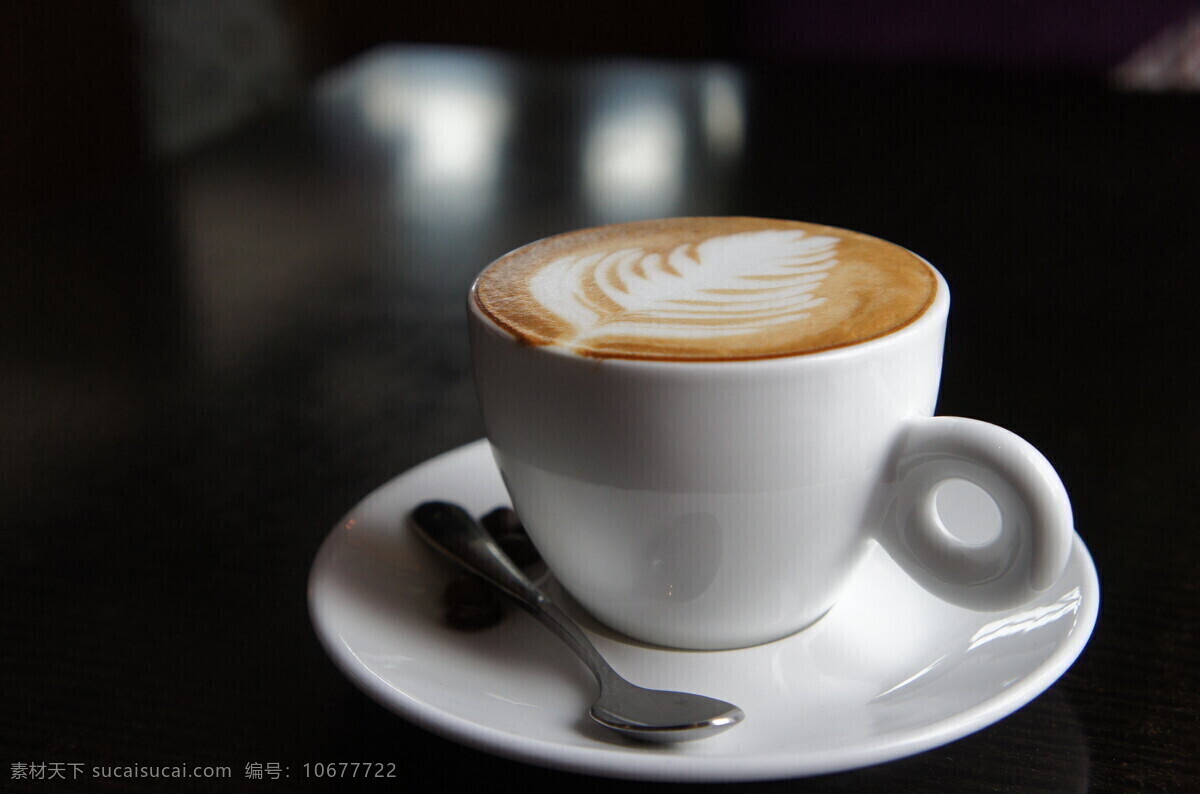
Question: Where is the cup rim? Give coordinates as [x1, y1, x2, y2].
[468, 219, 950, 370]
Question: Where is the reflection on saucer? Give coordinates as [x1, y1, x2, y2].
[870, 586, 1083, 703]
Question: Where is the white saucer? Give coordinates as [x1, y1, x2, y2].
[308, 440, 1099, 782]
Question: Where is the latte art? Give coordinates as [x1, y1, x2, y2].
[529, 230, 839, 344]
[474, 218, 937, 361]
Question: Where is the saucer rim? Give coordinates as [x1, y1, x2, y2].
[308, 439, 1100, 782]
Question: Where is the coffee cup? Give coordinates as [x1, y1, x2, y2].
[467, 217, 1073, 650]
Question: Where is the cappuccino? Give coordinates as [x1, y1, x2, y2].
[473, 217, 936, 361]
[469, 218, 1075, 648]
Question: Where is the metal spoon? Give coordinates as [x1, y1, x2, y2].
[408, 500, 745, 742]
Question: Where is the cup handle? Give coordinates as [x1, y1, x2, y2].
[876, 416, 1075, 610]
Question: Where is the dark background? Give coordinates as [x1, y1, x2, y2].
[3, 0, 1196, 221]
[3, 1, 1198, 791]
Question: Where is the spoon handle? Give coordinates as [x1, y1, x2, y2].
[409, 501, 617, 686]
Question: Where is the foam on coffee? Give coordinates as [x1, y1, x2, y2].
[473, 217, 937, 361]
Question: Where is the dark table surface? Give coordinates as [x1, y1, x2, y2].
[4, 46, 1198, 792]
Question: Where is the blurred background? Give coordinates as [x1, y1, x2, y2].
[4, 0, 1198, 222]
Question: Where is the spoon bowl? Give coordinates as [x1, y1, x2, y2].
[590, 677, 745, 742]
[408, 500, 745, 742]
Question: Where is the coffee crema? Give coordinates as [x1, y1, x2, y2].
[472, 217, 937, 361]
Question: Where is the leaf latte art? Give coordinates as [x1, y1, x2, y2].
[529, 230, 839, 344]
[474, 218, 938, 361]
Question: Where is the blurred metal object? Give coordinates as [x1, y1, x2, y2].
[1112, 11, 1200, 91]
[314, 47, 746, 291]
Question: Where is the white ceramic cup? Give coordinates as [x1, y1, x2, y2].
[468, 230, 1074, 650]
